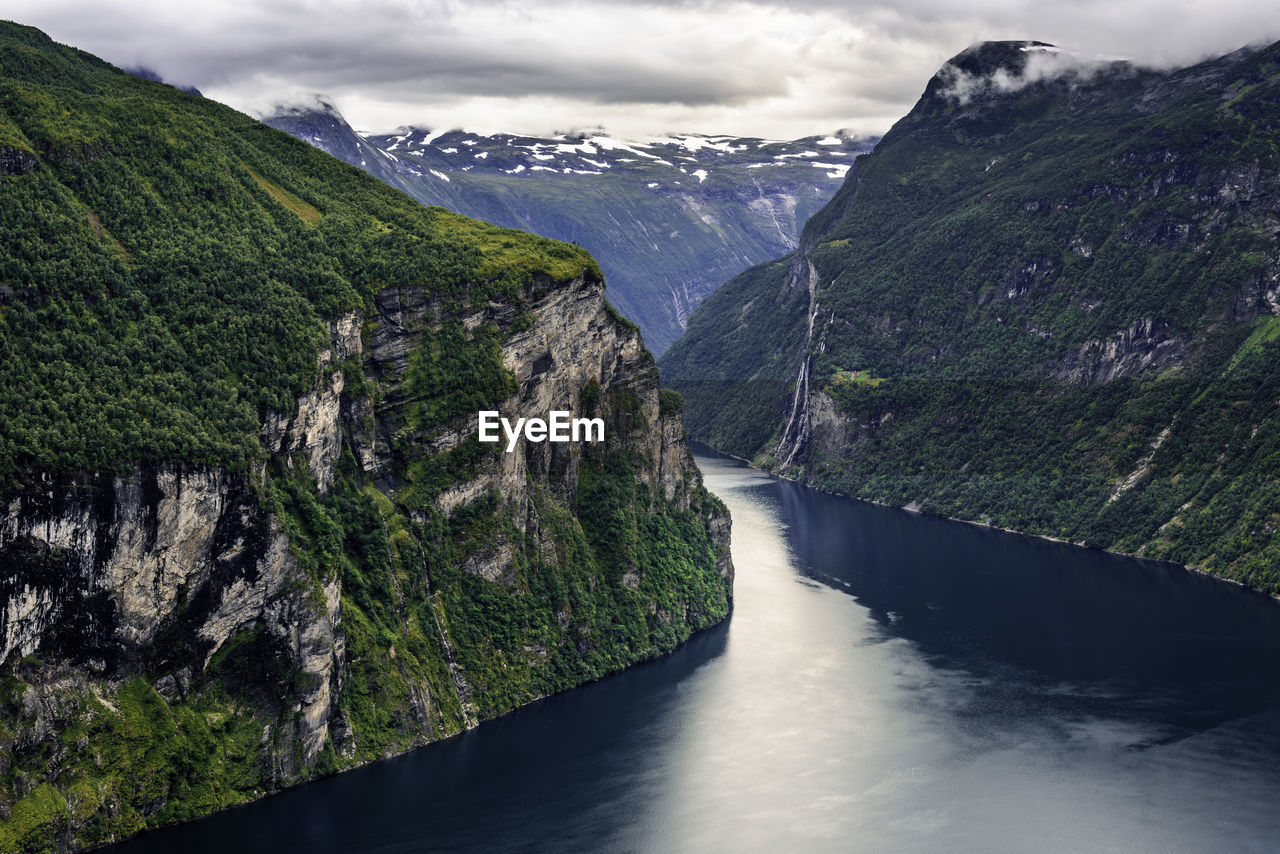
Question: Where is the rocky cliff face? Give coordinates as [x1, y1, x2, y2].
[360, 274, 696, 514]
[0, 313, 367, 778]
[1053, 317, 1186, 385]
[0, 25, 731, 849]
[0, 268, 731, 850]
[663, 38, 1280, 593]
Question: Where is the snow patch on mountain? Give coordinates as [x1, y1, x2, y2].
[813, 163, 850, 178]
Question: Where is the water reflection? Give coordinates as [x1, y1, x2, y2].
[769, 464, 1280, 734]
[108, 447, 1280, 853]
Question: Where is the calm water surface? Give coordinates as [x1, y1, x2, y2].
[111, 447, 1280, 853]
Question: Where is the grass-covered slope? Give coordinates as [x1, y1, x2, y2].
[663, 39, 1280, 592]
[0, 22, 730, 851]
[0, 21, 596, 483]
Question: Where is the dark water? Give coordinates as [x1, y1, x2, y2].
[111, 447, 1280, 853]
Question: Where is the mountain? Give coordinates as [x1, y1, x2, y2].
[0, 21, 731, 851]
[122, 66, 203, 97]
[662, 39, 1280, 593]
[265, 102, 875, 354]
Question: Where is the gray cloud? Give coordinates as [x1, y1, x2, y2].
[5, 0, 1279, 138]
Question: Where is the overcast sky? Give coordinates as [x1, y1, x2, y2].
[7, 1, 1280, 139]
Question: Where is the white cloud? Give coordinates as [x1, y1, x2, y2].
[4, 0, 1279, 138]
[936, 45, 1131, 105]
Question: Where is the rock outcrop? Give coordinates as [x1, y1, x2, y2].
[1054, 318, 1186, 384]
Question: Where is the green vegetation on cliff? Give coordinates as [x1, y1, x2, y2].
[0, 22, 730, 852]
[0, 20, 597, 484]
[663, 39, 1280, 591]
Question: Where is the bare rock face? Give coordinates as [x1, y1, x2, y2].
[0, 146, 38, 176]
[1235, 257, 1280, 320]
[261, 310, 363, 493]
[1054, 317, 1187, 384]
[359, 274, 708, 524]
[1, 467, 234, 662]
[285, 370, 346, 493]
[0, 339, 351, 769]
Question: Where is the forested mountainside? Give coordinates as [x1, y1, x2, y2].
[266, 102, 874, 354]
[663, 39, 1280, 592]
[0, 22, 731, 851]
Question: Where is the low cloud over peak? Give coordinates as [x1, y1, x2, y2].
[933, 41, 1136, 105]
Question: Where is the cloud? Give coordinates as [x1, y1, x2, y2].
[4, 0, 1279, 138]
[935, 44, 1132, 105]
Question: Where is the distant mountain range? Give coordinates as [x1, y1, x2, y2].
[265, 101, 875, 353]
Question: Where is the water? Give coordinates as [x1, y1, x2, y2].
[111, 447, 1280, 853]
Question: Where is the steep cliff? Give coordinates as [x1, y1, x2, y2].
[0, 23, 731, 851]
[663, 39, 1280, 592]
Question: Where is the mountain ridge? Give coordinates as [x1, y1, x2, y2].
[662, 37, 1280, 592]
[265, 101, 876, 353]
